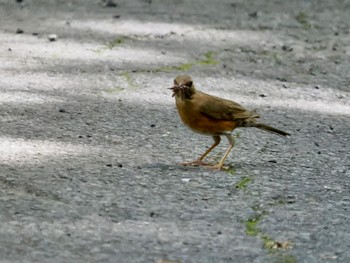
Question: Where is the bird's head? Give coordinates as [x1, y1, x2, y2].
[170, 75, 196, 100]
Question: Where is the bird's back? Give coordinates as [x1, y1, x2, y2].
[175, 90, 257, 135]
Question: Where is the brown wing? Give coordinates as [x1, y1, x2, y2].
[197, 91, 256, 121]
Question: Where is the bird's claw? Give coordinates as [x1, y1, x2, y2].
[181, 160, 229, 171]
[203, 164, 230, 171]
[180, 160, 212, 167]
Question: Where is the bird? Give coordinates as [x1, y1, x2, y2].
[170, 75, 290, 170]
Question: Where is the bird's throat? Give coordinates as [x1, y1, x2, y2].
[174, 87, 195, 101]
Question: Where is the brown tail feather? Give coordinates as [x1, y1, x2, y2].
[254, 123, 290, 136]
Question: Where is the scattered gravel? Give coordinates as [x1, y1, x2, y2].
[0, 0, 349, 262]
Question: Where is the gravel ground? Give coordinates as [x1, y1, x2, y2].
[0, 0, 349, 262]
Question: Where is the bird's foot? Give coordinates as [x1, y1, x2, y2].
[180, 159, 212, 167]
[204, 163, 230, 171]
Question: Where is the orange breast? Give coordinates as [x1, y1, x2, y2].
[176, 99, 237, 135]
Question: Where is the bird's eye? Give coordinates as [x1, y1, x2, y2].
[187, 81, 193, 86]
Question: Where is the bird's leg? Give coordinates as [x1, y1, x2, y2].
[181, 135, 221, 166]
[198, 135, 221, 162]
[206, 134, 235, 170]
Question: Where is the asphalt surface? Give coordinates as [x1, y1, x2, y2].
[0, 0, 349, 262]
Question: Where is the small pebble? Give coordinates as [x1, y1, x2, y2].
[48, 34, 58, 42]
[282, 44, 293, 52]
[105, 0, 117, 7]
[16, 28, 24, 34]
[276, 77, 287, 82]
[248, 11, 258, 18]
